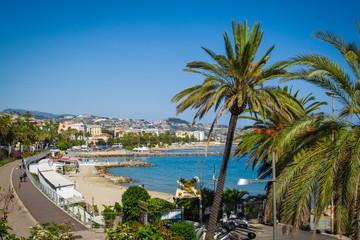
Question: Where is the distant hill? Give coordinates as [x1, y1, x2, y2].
[166, 118, 189, 124]
[2, 108, 76, 119]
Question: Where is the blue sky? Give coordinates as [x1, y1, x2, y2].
[0, 0, 359, 125]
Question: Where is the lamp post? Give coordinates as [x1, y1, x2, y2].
[237, 151, 277, 239]
[326, 90, 335, 234]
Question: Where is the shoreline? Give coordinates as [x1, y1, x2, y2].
[69, 143, 225, 158]
[71, 150, 223, 158]
[63, 164, 174, 212]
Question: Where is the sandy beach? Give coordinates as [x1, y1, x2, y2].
[63, 164, 174, 211]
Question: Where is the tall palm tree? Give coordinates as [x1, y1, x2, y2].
[233, 88, 326, 230]
[282, 20, 360, 239]
[234, 87, 325, 173]
[172, 20, 285, 239]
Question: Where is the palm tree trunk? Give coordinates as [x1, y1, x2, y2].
[206, 113, 238, 239]
[351, 172, 360, 240]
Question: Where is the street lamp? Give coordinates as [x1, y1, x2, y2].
[237, 151, 277, 240]
[326, 90, 335, 234]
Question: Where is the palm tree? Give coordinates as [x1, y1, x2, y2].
[233, 88, 327, 230]
[282, 21, 360, 239]
[172, 20, 285, 239]
[234, 87, 325, 173]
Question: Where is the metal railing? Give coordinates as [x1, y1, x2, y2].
[310, 220, 331, 230]
[25, 152, 99, 229]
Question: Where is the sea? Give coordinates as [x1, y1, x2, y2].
[102, 147, 268, 196]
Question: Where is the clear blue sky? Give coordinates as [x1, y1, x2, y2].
[0, 0, 359, 125]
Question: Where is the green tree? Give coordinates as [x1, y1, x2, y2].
[281, 21, 360, 239]
[233, 88, 327, 228]
[0, 115, 14, 146]
[171, 20, 285, 239]
[122, 186, 150, 222]
[147, 198, 175, 219]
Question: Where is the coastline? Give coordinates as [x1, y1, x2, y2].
[63, 164, 174, 212]
[69, 143, 225, 158]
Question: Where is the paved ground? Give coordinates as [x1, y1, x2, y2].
[0, 160, 37, 238]
[242, 220, 348, 240]
[1, 159, 106, 239]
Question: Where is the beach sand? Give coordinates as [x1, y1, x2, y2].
[63, 164, 174, 211]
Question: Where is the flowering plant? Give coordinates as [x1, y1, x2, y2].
[177, 176, 200, 191]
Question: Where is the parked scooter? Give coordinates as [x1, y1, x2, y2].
[229, 211, 249, 229]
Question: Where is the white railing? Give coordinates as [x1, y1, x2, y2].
[25, 152, 98, 229]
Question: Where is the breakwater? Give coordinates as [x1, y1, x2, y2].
[72, 151, 223, 158]
[95, 158, 155, 184]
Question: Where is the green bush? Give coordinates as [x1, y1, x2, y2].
[122, 186, 150, 222]
[106, 221, 183, 240]
[170, 221, 196, 240]
[147, 197, 175, 219]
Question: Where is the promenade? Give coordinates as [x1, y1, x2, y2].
[1, 159, 106, 239]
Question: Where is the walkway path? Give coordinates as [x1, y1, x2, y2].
[1, 159, 106, 239]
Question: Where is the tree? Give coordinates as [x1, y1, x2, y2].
[0, 115, 14, 146]
[281, 20, 360, 239]
[172, 20, 286, 239]
[122, 186, 150, 222]
[233, 88, 327, 228]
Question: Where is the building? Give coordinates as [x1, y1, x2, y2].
[58, 122, 72, 133]
[87, 125, 102, 136]
[32, 159, 84, 204]
[114, 127, 124, 138]
[175, 130, 194, 138]
[193, 131, 205, 141]
[71, 123, 86, 132]
[89, 133, 112, 144]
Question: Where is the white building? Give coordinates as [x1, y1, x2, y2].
[193, 131, 205, 141]
[33, 159, 84, 204]
[71, 123, 86, 132]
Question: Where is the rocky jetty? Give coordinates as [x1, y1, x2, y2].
[95, 158, 155, 184]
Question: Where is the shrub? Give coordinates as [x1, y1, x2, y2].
[122, 186, 150, 222]
[106, 221, 182, 240]
[147, 198, 175, 219]
[102, 205, 118, 228]
[170, 221, 196, 240]
[29, 221, 74, 240]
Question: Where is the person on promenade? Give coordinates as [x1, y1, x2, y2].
[23, 172, 27, 182]
[19, 174, 23, 182]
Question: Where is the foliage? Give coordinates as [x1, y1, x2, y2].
[172, 19, 286, 239]
[278, 20, 360, 238]
[0, 219, 23, 240]
[122, 186, 150, 222]
[106, 221, 183, 240]
[31, 173, 39, 181]
[28, 221, 74, 240]
[96, 139, 106, 146]
[147, 198, 175, 219]
[93, 205, 99, 215]
[170, 221, 196, 240]
[0, 157, 17, 167]
[102, 205, 120, 228]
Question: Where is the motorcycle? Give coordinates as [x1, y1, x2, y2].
[229, 211, 249, 229]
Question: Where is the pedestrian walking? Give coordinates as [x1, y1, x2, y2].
[19, 174, 23, 182]
[23, 172, 27, 182]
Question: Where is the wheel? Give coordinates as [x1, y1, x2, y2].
[247, 232, 256, 239]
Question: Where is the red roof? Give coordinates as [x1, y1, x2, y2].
[52, 156, 78, 163]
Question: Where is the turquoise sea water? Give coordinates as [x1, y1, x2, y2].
[106, 152, 268, 196]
